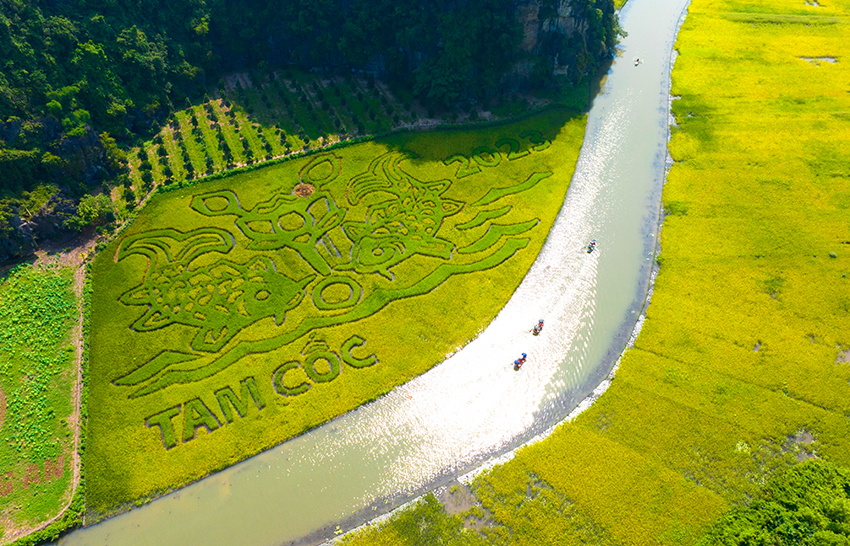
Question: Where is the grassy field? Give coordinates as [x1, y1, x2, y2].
[341, 0, 850, 542]
[0, 265, 78, 543]
[84, 109, 587, 516]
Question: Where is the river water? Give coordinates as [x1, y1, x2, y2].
[60, 0, 688, 543]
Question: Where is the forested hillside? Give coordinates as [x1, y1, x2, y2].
[0, 0, 618, 261]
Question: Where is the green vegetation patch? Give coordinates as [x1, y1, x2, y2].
[85, 110, 586, 516]
[342, 494, 488, 546]
[0, 265, 77, 540]
[699, 461, 850, 545]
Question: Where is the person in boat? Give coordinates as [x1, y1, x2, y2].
[533, 319, 544, 335]
[514, 353, 527, 370]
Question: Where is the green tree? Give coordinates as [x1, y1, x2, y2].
[65, 194, 115, 230]
[700, 462, 850, 546]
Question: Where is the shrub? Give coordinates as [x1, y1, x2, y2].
[66, 194, 115, 230]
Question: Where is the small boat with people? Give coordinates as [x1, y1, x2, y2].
[587, 239, 597, 253]
[532, 319, 544, 336]
[634, 57, 641, 66]
[513, 353, 527, 371]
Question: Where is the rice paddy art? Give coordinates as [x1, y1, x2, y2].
[111, 151, 546, 400]
[85, 110, 586, 514]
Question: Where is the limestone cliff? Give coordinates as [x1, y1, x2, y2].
[511, 0, 617, 86]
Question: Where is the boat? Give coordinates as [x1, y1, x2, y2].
[513, 353, 527, 370]
[532, 319, 544, 336]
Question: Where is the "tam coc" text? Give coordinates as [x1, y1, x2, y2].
[145, 377, 265, 450]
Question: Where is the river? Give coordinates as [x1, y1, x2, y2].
[60, 0, 688, 542]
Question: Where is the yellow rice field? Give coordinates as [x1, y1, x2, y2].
[343, 0, 850, 542]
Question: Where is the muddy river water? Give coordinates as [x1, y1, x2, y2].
[60, 0, 690, 543]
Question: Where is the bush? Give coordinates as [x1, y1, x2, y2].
[65, 194, 115, 230]
[699, 462, 850, 546]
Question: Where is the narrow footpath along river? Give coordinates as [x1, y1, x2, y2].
[61, 0, 689, 543]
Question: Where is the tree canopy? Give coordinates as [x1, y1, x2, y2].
[700, 461, 850, 546]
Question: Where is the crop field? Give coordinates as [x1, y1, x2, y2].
[121, 68, 545, 207]
[341, 0, 850, 543]
[0, 266, 78, 543]
[85, 109, 587, 515]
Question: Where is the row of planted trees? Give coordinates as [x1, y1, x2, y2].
[125, 72, 421, 195]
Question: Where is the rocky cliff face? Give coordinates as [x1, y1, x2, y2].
[511, 0, 616, 86]
[0, 122, 108, 264]
[0, 192, 80, 263]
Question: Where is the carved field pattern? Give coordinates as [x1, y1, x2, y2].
[115, 149, 551, 398]
[86, 111, 586, 515]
